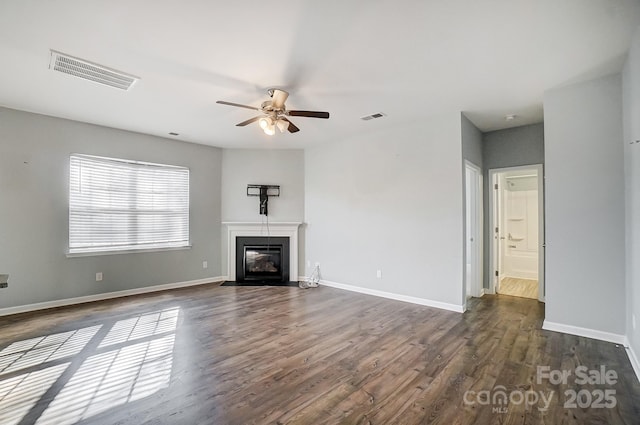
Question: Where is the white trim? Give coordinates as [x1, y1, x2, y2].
[0, 276, 226, 317]
[319, 279, 464, 313]
[489, 169, 502, 294]
[623, 337, 640, 383]
[464, 160, 484, 299]
[66, 245, 192, 258]
[536, 165, 545, 303]
[222, 222, 303, 226]
[223, 222, 301, 281]
[542, 320, 626, 344]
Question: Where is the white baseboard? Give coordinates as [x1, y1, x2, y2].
[542, 320, 626, 345]
[319, 279, 464, 313]
[0, 276, 227, 317]
[624, 337, 640, 383]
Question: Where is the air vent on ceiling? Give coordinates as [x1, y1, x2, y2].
[49, 50, 139, 91]
[360, 112, 386, 121]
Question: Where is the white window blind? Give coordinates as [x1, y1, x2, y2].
[69, 154, 190, 255]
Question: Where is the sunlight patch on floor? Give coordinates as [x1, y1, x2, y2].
[0, 307, 180, 425]
[36, 334, 175, 425]
[0, 363, 69, 425]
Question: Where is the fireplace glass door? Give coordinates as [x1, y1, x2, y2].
[244, 246, 283, 280]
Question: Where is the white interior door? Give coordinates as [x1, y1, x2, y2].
[489, 165, 545, 302]
[465, 161, 483, 298]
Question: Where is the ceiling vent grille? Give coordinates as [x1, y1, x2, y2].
[360, 112, 386, 121]
[49, 50, 139, 91]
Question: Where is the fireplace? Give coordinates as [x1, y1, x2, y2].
[235, 236, 290, 283]
[224, 222, 301, 283]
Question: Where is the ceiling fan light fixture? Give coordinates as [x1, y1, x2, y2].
[276, 119, 289, 133]
[263, 123, 276, 136]
[259, 117, 272, 130]
[259, 116, 276, 135]
[217, 89, 330, 135]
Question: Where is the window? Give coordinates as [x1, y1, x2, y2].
[69, 154, 190, 255]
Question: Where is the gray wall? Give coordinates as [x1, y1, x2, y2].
[481, 123, 545, 287]
[623, 27, 640, 357]
[221, 149, 304, 222]
[543, 74, 625, 335]
[461, 113, 483, 168]
[220, 149, 305, 276]
[483, 124, 545, 170]
[304, 114, 464, 308]
[0, 107, 223, 309]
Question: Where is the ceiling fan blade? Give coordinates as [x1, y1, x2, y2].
[287, 110, 330, 119]
[236, 116, 262, 127]
[216, 100, 260, 111]
[282, 117, 300, 133]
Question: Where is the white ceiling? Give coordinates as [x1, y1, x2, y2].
[1, 0, 639, 149]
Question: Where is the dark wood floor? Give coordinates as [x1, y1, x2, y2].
[1, 283, 639, 425]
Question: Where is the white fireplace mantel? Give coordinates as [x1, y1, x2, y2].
[223, 222, 301, 282]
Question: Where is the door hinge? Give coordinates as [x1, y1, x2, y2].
[494, 183, 498, 190]
[495, 270, 499, 277]
[495, 227, 499, 233]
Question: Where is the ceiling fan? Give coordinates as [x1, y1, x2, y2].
[216, 89, 329, 135]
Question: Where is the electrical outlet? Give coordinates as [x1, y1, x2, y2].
[96, 272, 103, 282]
[202, 261, 208, 269]
[376, 270, 382, 278]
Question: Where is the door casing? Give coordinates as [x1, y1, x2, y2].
[464, 161, 483, 300]
[488, 164, 545, 302]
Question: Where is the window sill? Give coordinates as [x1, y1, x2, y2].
[66, 245, 192, 258]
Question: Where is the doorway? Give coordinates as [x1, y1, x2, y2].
[489, 165, 544, 301]
[465, 161, 483, 299]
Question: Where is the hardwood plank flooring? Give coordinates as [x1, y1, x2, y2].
[0, 283, 639, 424]
[498, 277, 539, 299]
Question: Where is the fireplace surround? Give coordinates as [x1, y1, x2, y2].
[223, 222, 301, 283]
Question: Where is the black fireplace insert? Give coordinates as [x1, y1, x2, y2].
[235, 236, 290, 283]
